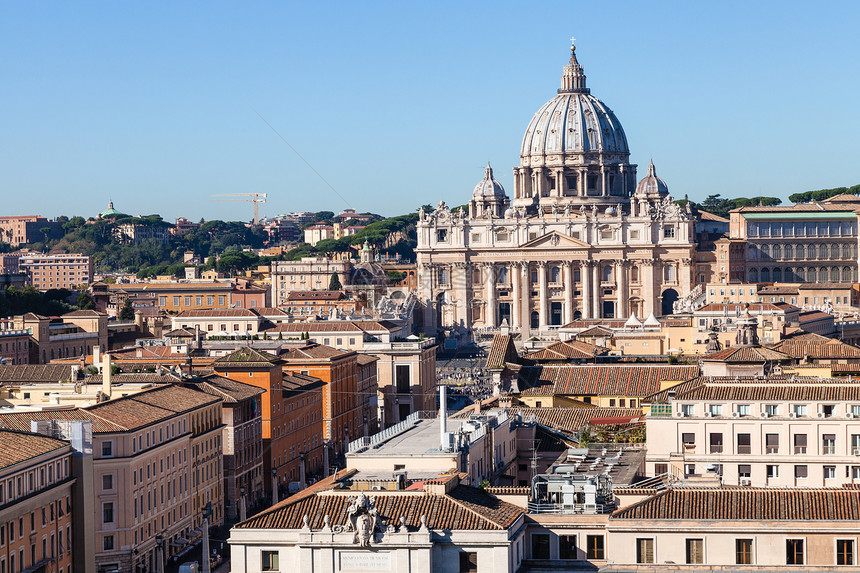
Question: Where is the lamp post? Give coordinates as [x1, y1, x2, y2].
[239, 486, 247, 522]
[201, 502, 212, 573]
[154, 533, 165, 573]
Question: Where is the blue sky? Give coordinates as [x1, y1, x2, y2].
[2, 1, 859, 222]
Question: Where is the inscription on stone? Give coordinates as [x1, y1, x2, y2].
[339, 551, 391, 571]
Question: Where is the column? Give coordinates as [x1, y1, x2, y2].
[679, 257, 693, 294]
[538, 262, 548, 330]
[421, 262, 436, 330]
[511, 263, 521, 329]
[601, 166, 608, 197]
[617, 260, 627, 319]
[485, 263, 496, 328]
[592, 262, 601, 319]
[581, 262, 591, 320]
[564, 261, 574, 324]
[455, 262, 468, 329]
[520, 263, 531, 338]
[642, 259, 656, 316]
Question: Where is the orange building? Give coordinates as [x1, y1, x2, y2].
[281, 373, 325, 489]
[90, 280, 268, 315]
[211, 348, 291, 500]
[280, 344, 361, 462]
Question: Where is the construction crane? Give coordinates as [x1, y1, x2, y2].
[210, 193, 268, 225]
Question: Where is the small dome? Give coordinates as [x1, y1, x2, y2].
[473, 163, 506, 199]
[635, 161, 669, 197]
[100, 201, 122, 218]
[605, 206, 617, 216]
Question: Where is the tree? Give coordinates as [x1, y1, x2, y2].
[329, 272, 342, 290]
[118, 298, 135, 321]
[76, 291, 95, 310]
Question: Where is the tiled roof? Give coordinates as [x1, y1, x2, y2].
[0, 365, 76, 383]
[696, 210, 729, 223]
[87, 385, 221, 429]
[356, 354, 379, 366]
[517, 365, 699, 397]
[279, 344, 351, 361]
[800, 311, 834, 323]
[695, 302, 797, 313]
[185, 375, 265, 403]
[522, 340, 609, 361]
[0, 409, 125, 433]
[772, 339, 860, 360]
[510, 407, 644, 434]
[163, 328, 196, 337]
[237, 485, 522, 531]
[575, 326, 614, 337]
[645, 375, 860, 403]
[213, 347, 279, 367]
[286, 291, 346, 301]
[282, 372, 325, 394]
[611, 488, 860, 521]
[264, 320, 398, 333]
[251, 307, 289, 317]
[784, 332, 832, 342]
[62, 310, 105, 317]
[486, 334, 518, 369]
[0, 430, 70, 470]
[81, 372, 182, 385]
[703, 346, 791, 362]
[174, 309, 258, 318]
[107, 346, 191, 360]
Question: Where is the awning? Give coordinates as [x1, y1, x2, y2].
[587, 415, 643, 426]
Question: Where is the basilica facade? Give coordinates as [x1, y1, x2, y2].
[416, 43, 696, 338]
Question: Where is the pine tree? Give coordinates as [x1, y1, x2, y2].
[328, 272, 342, 291]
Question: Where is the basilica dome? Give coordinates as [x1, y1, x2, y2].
[472, 163, 506, 199]
[635, 160, 669, 197]
[520, 45, 629, 163]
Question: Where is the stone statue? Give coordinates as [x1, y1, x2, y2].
[564, 203, 571, 217]
[346, 493, 380, 547]
[418, 206, 425, 221]
[591, 204, 598, 217]
[579, 205, 587, 216]
[551, 203, 558, 216]
[437, 200, 448, 212]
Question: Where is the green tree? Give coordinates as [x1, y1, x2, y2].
[328, 272, 342, 290]
[76, 291, 95, 310]
[118, 298, 135, 321]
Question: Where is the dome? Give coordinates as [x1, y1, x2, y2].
[472, 163, 506, 199]
[520, 45, 629, 163]
[635, 160, 669, 197]
[100, 201, 122, 218]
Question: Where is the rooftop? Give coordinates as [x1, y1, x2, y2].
[0, 429, 71, 471]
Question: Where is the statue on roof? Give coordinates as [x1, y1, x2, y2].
[346, 493, 380, 546]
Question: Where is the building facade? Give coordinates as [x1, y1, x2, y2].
[416, 44, 696, 339]
[270, 258, 351, 306]
[18, 253, 93, 290]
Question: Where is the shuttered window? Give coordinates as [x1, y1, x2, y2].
[736, 539, 753, 564]
[636, 538, 654, 564]
[686, 539, 704, 564]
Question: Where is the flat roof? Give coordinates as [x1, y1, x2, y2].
[743, 212, 856, 220]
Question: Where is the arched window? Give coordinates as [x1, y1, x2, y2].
[784, 244, 793, 259]
[843, 267, 852, 282]
[796, 244, 805, 259]
[831, 267, 840, 282]
[843, 244, 851, 259]
[603, 265, 613, 283]
[761, 268, 770, 282]
[785, 267, 795, 282]
[749, 268, 759, 282]
[551, 266, 561, 283]
[772, 245, 781, 259]
[760, 244, 771, 258]
[832, 244, 840, 259]
[498, 267, 508, 285]
[439, 268, 449, 286]
[664, 265, 676, 282]
[772, 268, 782, 282]
[630, 265, 639, 282]
[808, 244, 817, 259]
[530, 311, 539, 329]
[573, 310, 582, 320]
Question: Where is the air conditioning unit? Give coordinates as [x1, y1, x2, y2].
[853, 448, 860, 456]
[675, 411, 686, 418]
[704, 412, 713, 418]
[739, 479, 751, 486]
[760, 412, 770, 418]
[817, 413, 826, 419]
[732, 412, 741, 418]
[847, 413, 855, 419]
[789, 412, 797, 418]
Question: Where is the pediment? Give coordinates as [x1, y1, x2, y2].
[521, 231, 589, 249]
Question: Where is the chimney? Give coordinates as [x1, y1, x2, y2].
[93, 346, 101, 370]
[101, 353, 112, 399]
[439, 384, 448, 450]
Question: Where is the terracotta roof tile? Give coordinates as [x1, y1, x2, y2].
[486, 334, 517, 369]
[175, 309, 258, 318]
[0, 365, 76, 383]
[213, 347, 278, 367]
[703, 346, 791, 362]
[186, 375, 266, 403]
[772, 339, 860, 360]
[509, 407, 644, 434]
[517, 365, 699, 397]
[645, 375, 860, 403]
[0, 430, 70, 470]
[523, 340, 609, 361]
[611, 488, 860, 521]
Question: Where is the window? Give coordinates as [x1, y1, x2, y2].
[708, 404, 722, 416]
[663, 226, 675, 239]
[681, 404, 694, 416]
[824, 465, 836, 479]
[559, 535, 577, 560]
[786, 539, 804, 565]
[822, 404, 835, 418]
[736, 539, 753, 564]
[102, 503, 114, 524]
[395, 365, 410, 394]
[837, 539, 855, 565]
[103, 535, 114, 551]
[686, 538, 704, 564]
[459, 552, 478, 572]
[765, 404, 779, 416]
[436, 229, 448, 242]
[532, 534, 550, 559]
[793, 434, 807, 454]
[794, 465, 808, 479]
[765, 434, 779, 454]
[262, 550, 279, 571]
[738, 464, 751, 479]
[737, 404, 750, 417]
[823, 434, 836, 455]
[102, 474, 113, 491]
[636, 538, 654, 564]
[101, 441, 113, 457]
[793, 404, 807, 417]
[586, 535, 605, 560]
[709, 433, 723, 454]
[737, 434, 751, 454]
[766, 464, 779, 479]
